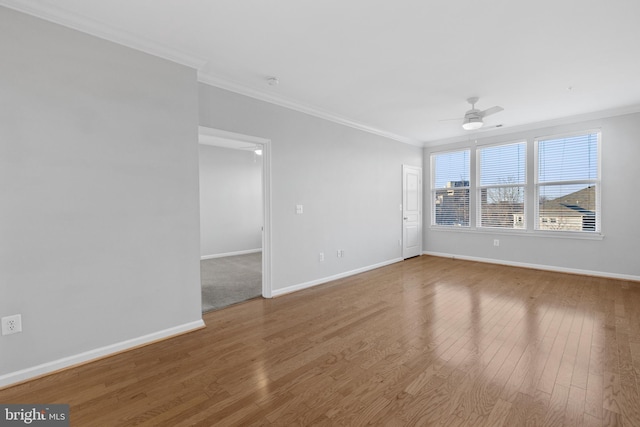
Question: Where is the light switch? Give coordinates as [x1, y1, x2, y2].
[296, 204, 303, 214]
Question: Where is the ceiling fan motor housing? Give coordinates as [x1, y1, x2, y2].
[465, 109, 481, 120]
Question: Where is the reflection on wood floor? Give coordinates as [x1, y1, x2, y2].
[1, 255, 639, 426]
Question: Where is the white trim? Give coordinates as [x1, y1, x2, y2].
[533, 128, 603, 143]
[475, 140, 527, 230]
[428, 225, 604, 240]
[198, 75, 422, 147]
[402, 165, 423, 259]
[423, 251, 640, 282]
[425, 104, 640, 147]
[0, 0, 207, 70]
[533, 130, 601, 234]
[0, 320, 205, 389]
[198, 127, 269, 146]
[7, 1, 638, 151]
[0, 0, 418, 148]
[198, 126, 273, 298]
[261, 139, 273, 298]
[201, 248, 262, 260]
[272, 258, 403, 297]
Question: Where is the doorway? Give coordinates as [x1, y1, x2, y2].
[198, 126, 272, 312]
[402, 165, 422, 259]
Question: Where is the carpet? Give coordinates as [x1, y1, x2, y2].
[200, 252, 262, 313]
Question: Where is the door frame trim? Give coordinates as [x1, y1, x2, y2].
[402, 164, 423, 259]
[198, 126, 273, 298]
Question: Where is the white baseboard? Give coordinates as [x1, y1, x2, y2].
[0, 319, 205, 389]
[201, 248, 262, 260]
[423, 251, 640, 282]
[272, 258, 403, 297]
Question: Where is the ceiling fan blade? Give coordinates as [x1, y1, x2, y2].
[479, 124, 504, 131]
[480, 106, 504, 117]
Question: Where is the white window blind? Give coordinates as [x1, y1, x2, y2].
[478, 142, 526, 229]
[431, 150, 470, 227]
[536, 132, 600, 232]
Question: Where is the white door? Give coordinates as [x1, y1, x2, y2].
[403, 165, 422, 259]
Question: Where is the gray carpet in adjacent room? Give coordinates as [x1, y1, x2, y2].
[200, 252, 262, 313]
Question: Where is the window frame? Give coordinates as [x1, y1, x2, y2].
[476, 140, 527, 230]
[429, 129, 603, 240]
[534, 130, 602, 234]
[430, 148, 471, 228]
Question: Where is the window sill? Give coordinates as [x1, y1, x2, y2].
[428, 226, 604, 241]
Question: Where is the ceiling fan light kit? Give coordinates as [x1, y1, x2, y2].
[462, 116, 483, 130]
[461, 97, 503, 130]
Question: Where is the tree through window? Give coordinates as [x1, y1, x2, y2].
[477, 142, 526, 229]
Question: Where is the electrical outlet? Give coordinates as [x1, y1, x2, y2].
[2, 314, 22, 335]
[319, 252, 325, 262]
[493, 239, 500, 247]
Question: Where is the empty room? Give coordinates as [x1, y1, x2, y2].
[1, 1, 640, 426]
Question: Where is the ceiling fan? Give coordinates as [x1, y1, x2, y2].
[460, 97, 503, 130]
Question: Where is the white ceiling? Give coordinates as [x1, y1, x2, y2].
[5, 0, 640, 146]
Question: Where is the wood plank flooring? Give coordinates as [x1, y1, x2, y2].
[2, 255, 640, 426]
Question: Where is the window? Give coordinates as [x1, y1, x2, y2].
[536, 132, 600, 232]
[477, 142, 526, 229]
[432, 150, 470, 226]
[430, 130, 601, 237]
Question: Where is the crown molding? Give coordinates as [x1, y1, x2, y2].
[15, 1, 634, 149]
[198, 72, 424, 147]
[1, 0, 423, 147]
[425, 104, 640, 147]
[0, 0, 207, 70]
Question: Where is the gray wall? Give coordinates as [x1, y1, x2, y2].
[0, 8, 202, 380]
[424, 112, 640, 279]
[199, 145, 262, 257]
[199, 84, 423, 292]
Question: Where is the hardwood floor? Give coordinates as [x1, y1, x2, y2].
[2, 255, 640, 426]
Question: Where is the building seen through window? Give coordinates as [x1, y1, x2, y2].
[431, 131, 599, 233]
[434, 180, 469, 226]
